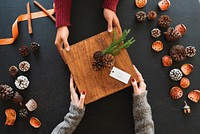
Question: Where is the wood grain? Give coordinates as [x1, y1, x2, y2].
[62, 30, 137, 104]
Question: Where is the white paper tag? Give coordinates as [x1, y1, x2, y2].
[109, 67, 131, 84]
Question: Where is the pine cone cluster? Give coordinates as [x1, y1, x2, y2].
[0, 84, 14, 100]
[30, 42, 40, 52]
[147, 11, 157, 20]
[164, 27, 182, 41]
[19, 46, 30, 56]
[185, 46, 196, 57]
[158, 15, 171, 28]
[136, 11, 146, 22]
[170, 45, 186, 61]
[151, 28, 161, 38]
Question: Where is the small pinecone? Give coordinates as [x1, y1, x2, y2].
[13, 91, 23, 105]
[92, 61, 104, 71]
[185, 46, 196, 57]
[0, 84, 14, 100]
[136, 11, 146, 22]
[9, 65, 18, 76]
[170, 45, 186, 61]
[19, 109, 28, 118]
[102, 54, 115, 69]
[164, 27, 182, 41]
[158, 15, 171, 28]
[19, 46, 30, 56]
[93, 51, 103, 61]
[151, 28, 161, 38]
[169, 69, 183, 81]
[147, 11, 157, 20]
[31, 42, 40, 52]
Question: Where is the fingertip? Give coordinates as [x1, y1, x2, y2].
[108, 28, 112, 33]
[65, 46, 70, 51]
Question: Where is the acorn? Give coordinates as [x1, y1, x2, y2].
[180, 77, 190, 89]
[162, 55, 173, 67]
[183, 101, 191, 114]
[170, 86, 183, 99]
[180, 63, 193, 76]
[13, 91, 23, 105]
[152, 40, 163, 52]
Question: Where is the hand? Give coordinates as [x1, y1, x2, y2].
[103, 8, 122, 35]
[131, 65, 146, 95]
[70, 75, 86, 109]
[55, 26, 70, 56]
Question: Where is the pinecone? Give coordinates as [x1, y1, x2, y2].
[102, 54, 115, 69]
[19, 46, 30, 56]
[147, 11, 157, 20]
[151, 28, 161, 38]
[9, 65, 18, 76]
[169, 69, 183, 81]
[13, 91, 23, 105]
[164, 27, 182, 41]
[170, 45, 186, 61]
[185, 46, 196, 57]
[93, 51, 103, 61]
[19, 109, 28, 118]
[92, 61, 104, 71]
[0, 84, 14, 100]
[158, 15, 171, 28]
[31, 42, 40, 52]
[136, 11, 146, 22]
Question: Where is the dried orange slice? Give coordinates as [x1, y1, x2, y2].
[135, 0, 147, 8]
[180, 77, 190, 88]
[158, 0, 171, 11]
[181, 63, 193, 76]
[162, 55, 173, 67]
[188, 90, 200, 103]
[175, 24, 187, 35]
[170, 86, 183, 100]
[5, 109, 16, 126]
[152, 40, 163, 52]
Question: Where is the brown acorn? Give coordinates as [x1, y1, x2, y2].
[152, 40, 163, 52]
[170, 86, 183, 99]
[188, 90, 200, 103]
[13, 91, 23, 105]
[162, 55, 173, 67]
[180, 77, 190, 89]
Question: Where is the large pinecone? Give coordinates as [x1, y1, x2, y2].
[185, 46, 196, 57]
[164, 27, 182, 41]
[158, 15, 171, 28]
[93, 51, 103, 61]
[19, 46, 30, 56]
[103, 54, 115, 69]
[170, 45, 186, 61]
[0, 84, 14, 100]
[92, 61, 104, 71]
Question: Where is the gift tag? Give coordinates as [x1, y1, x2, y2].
[109, 67, 131, 84]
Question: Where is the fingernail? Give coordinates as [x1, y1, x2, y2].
[66, 47, 70, 51]
[108, 29, 112, 32]
[82, 91, 86, 95]
[131, 78, 135, 82]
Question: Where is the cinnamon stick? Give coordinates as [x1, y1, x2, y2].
[33, 1, 56, 22]
[27, 2, 33, 34]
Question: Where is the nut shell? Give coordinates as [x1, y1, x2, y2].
[5, 109, 16, 126]
[152, 40, 163, 52]
[170, 86, 183, 99]
[158, 0, 171, 11]
[25, 99, 38, 112]
[135, 0, 147, 8]
[30, 117, 41, 128]
[162, 55, 173, 67]
[188, 90, 200, 103]
[180, 77, 190, 89]
[175, 24, 187, 35]
[180, 63, 193, 75]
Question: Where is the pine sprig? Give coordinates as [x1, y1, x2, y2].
[102, 29, 135, 55]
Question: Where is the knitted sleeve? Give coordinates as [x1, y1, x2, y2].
[51, 102, 85, 134]
[133, 91, 154, 134]
[54, 0, 72, 27]
[103, 0, 119, 12]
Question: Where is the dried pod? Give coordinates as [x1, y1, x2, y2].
[30, 117, 41, 128]
[19, 61, 30, 72]
[169, 68, 183, 81]
[185, 46, 196, 58]
[162, 55, 172, 67]
[188, 90, 200, 103]
[152, 40, 163, 52]
[135, 0, 147, 8]
[175, 24, 187, 35]
[19, 109, 29, 118]
[164, 27, 182, 41]
[5, 109, 16, 126]
[158, 15, 171, 28]
[19, 46, 30, 57]
[30, 42, 40, 52]
[136, 11, 146, 22]
[158, 0, 171, 11]
[170, 86, 183, 99]
[13, 91, 23, 105]
[180, 77, 190, 89]
[170, 45, 186, 62]
[25, 99, 38, 112]
[183, 101, 191, 114]
[0, 84, 14, 100]
[9, 66, 18, 76]
[147, 11, 157, 20]
[15, 75, 29, 90]
[93, 51, 103, 61]
[180, 63, 193, 75]
[151, 28, 161, 38]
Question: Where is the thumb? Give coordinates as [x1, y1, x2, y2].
[63, 37, 70, 51]
[107, 20, 113, 33]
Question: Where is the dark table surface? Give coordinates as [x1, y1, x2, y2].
[0, 0, 200, 134]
